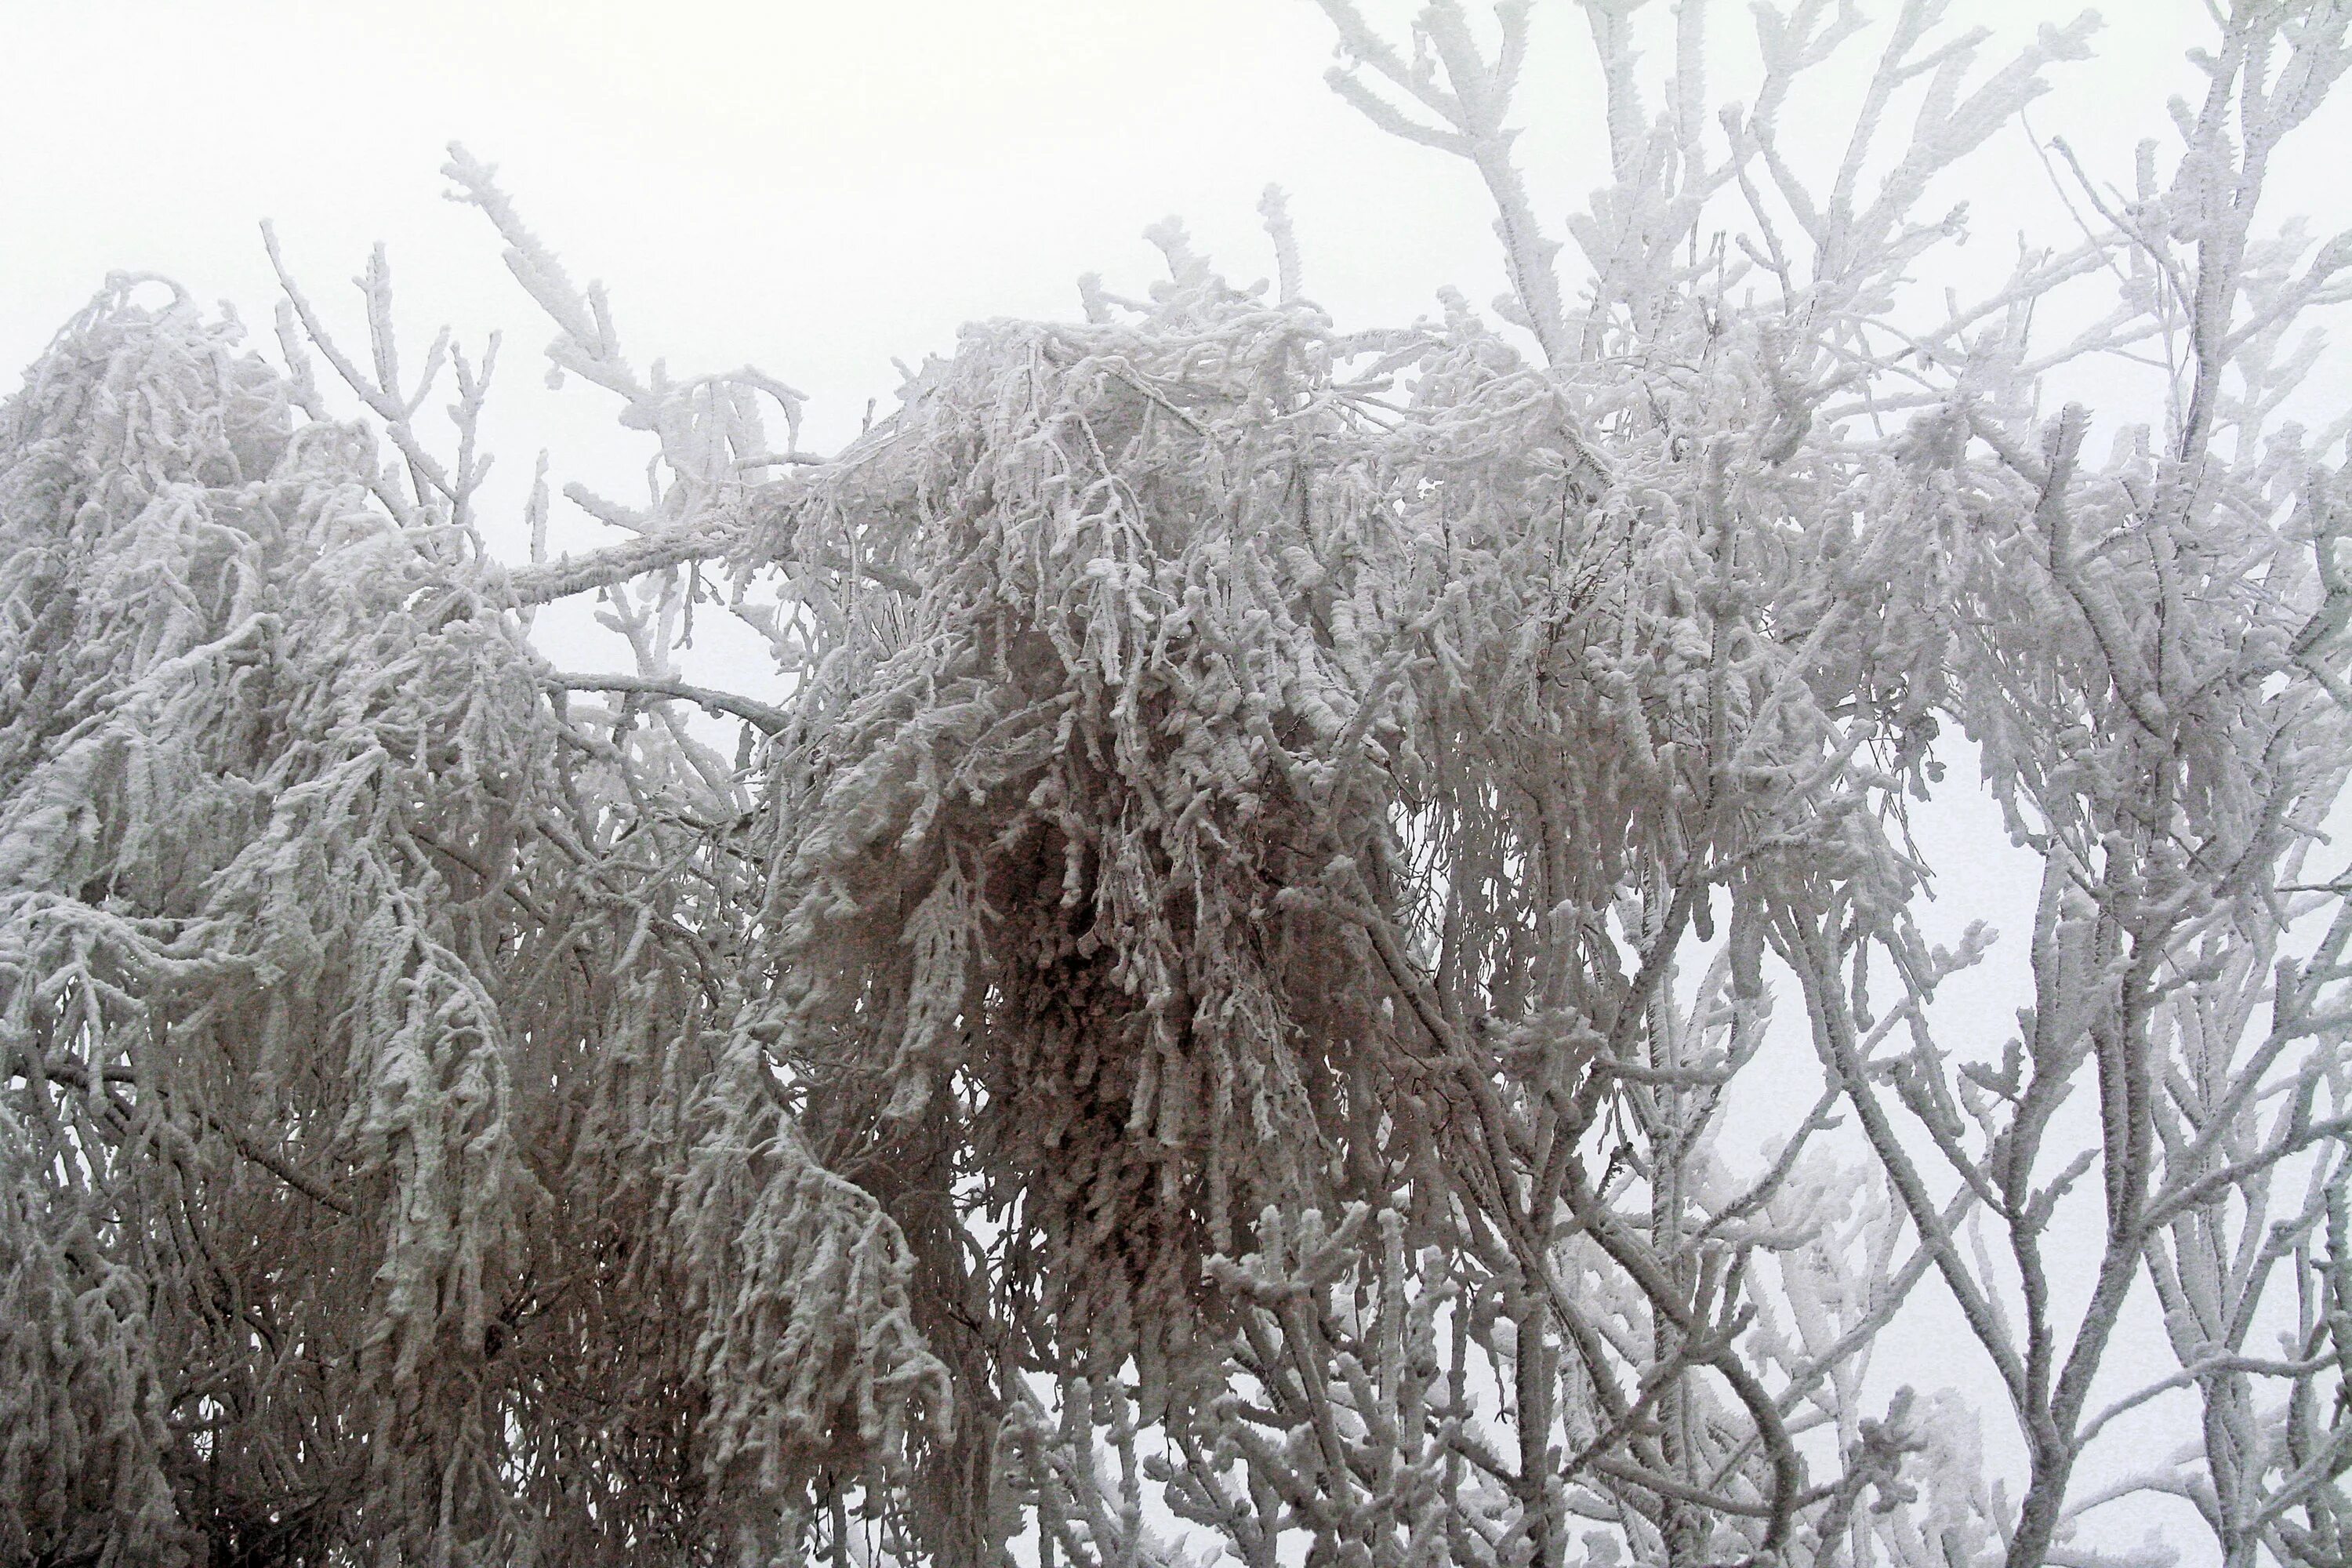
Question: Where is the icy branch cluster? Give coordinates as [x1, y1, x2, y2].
[6, 3, 2352, 1566]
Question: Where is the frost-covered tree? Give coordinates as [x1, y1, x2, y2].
[5, 3, 2352, 1566]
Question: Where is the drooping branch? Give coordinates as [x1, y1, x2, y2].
[546, 672, 789, 735]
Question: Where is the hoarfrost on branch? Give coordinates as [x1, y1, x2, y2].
[5, 4, 2352, 1566]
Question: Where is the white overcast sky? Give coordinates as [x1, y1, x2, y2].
[7, 1, 2336, 489]
[6, 0, 2335, 710]
[4, 6, 2346, 1556]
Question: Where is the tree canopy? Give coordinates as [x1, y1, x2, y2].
[7, 4, 2352, 1567]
